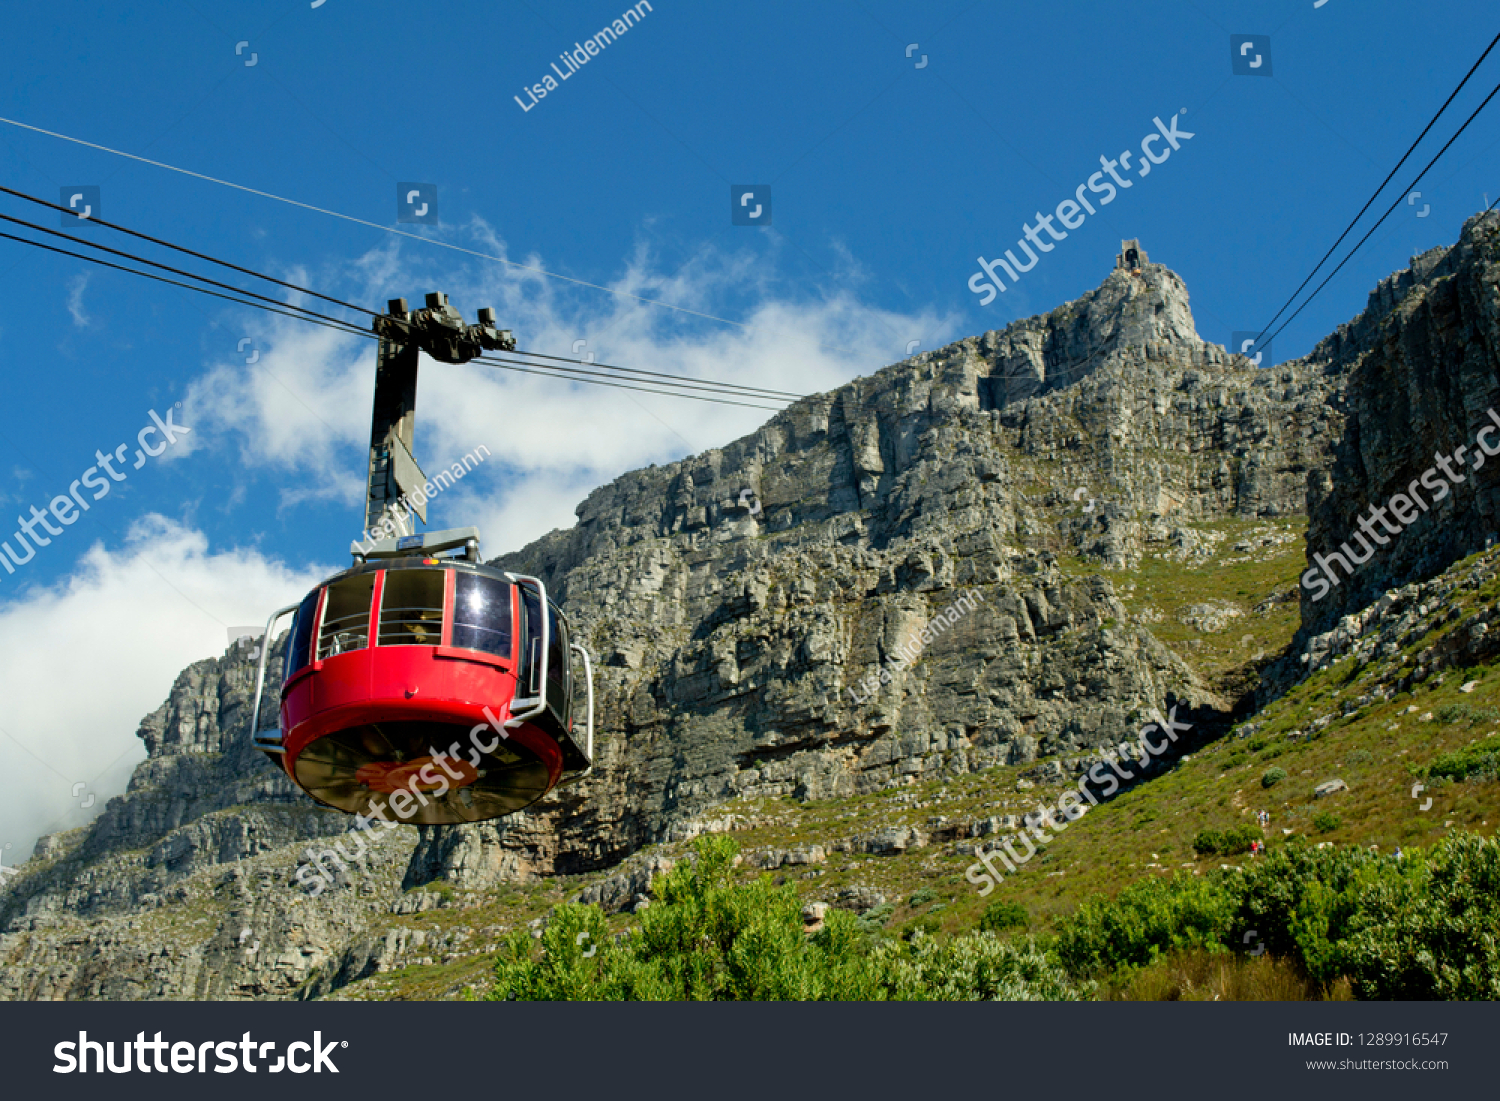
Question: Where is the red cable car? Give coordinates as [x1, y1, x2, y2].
[250, 555, 592, 824]
[247, 293, 594, 824]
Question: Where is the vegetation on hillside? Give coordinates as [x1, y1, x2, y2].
[485, 835, 1085, 1001]
[481, 831, 1499, 1001]
[1059, 833, 1500, 998]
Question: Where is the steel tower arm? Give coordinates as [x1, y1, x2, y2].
[361, 292, 513, 547]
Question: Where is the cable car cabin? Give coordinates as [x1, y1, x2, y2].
[249, 559, 593, 825]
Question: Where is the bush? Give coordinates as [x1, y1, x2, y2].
[902, 915, 943, 940]
[1338, 833, 1500, 998]
[1055, 873, 1239, 978]
[488, 835, 867, 1000]
[908, 888, 936, 908]
[871, 932, 1090, 1001]
[1427, 734, 1500, 782]
[1262, 767, 1287, 789]
[1434, 703, 1497, 726]
[1312, 812, 1342, 834]
[1230, 834, 1500, 995]
[855, 903, 895, 936]
[1193, 824, 1263, 857]
[978, 899, 1030, 933]
[1230, 842, 1390, 983]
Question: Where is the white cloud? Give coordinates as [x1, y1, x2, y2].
[0, 516, 328, 864]
[66, 273, 91, 328]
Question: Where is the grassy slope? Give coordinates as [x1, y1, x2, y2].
[327, 519, 1499, 1000]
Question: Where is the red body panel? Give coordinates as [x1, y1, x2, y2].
[279, 646, 563, 790]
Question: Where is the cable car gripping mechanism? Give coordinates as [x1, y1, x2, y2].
[373, 296, 515, 365]
[249, 602, 302, 756]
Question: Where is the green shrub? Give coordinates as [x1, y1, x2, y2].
[1225, 824, 1263, 853]
[1434, 703, 1497, 725]
[908, 888, 936, 908]
[1262, 767, 1287, 789]
[1436, 703, 1468, 724]
[872, 932, 1090, 1000]
[855, 903, 895, 935]
[1312, 811, 1342, 834]
[902, 915, 943, 940]
[1193, 824, 1263, 857]
[1231, 834, 1500, 995]
[487, 835, 863, 1000]
[1228, 844, 1384, 983]
[978, 899, 1030, 933]
[1338, 833, 1500, 998]
[1427, 734, 1500, 782]
[483, 832, 1500, 1002]
[1193, 829, 1223, 855]
[1055, 873, 1239, 978]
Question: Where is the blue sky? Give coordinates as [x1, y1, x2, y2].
[0, 0, 1495, 858]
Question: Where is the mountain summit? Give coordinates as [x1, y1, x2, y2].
[975, 238, 1227, 411]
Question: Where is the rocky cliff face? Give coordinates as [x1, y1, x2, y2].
[468, 260, 1341, 880]
[7, 236, 1487, 1001]
[1298, 212, 1500, 639]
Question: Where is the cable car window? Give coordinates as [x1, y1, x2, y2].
[378, 569, 445, 646]
[452, 573, 513, 659]
[518, 582, 543, 696]
[317, 573, 375, 659]
[546, 605, 569, 715]
[285, 587, 321, 680]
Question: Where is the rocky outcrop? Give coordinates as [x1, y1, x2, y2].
[1299, 212, 1500, 637]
